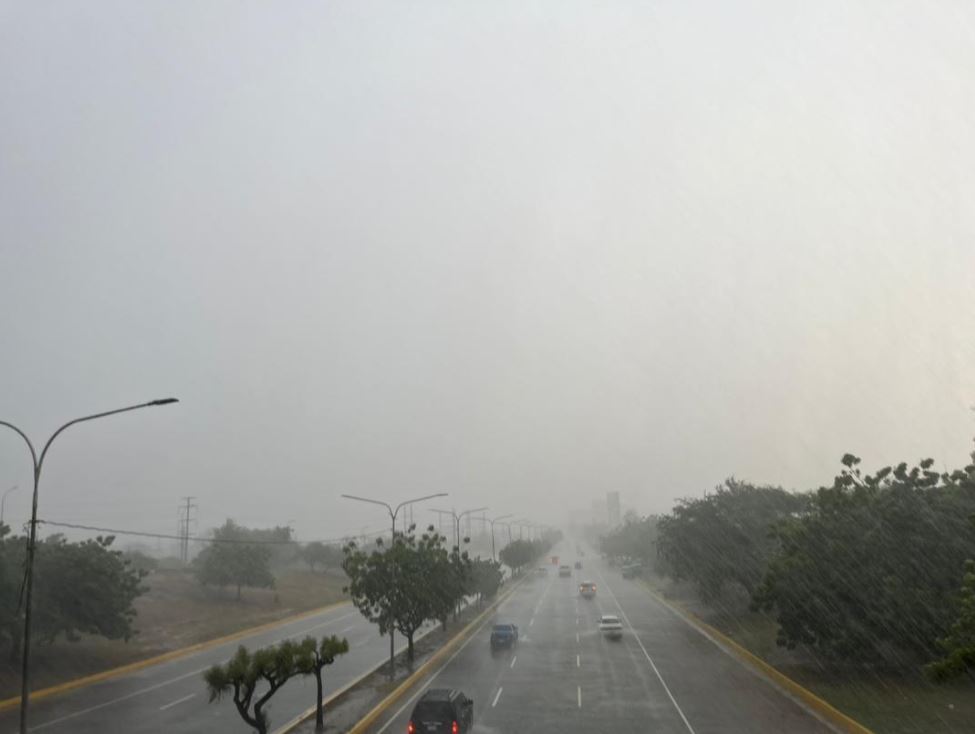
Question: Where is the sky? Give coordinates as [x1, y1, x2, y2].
[1, 0, 974, 546]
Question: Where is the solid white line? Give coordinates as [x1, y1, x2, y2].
[492, 687, 503, 707]
[509, 655, 517, 669]
[159, 693, 196, 711]
[596, 568, 697, 734]
[576, 654, 580, 668]
[577, 685, 582, 708]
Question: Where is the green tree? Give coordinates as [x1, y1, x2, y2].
[194, 520, 275, 600]
[204, 641, 304, 734]
[656, 479, 807, 604]
[754, 454, 975, 666]
[295, 635, 350, 732]
[343, 526, 467, 661]
[0, 532, 147, 661]
[300, 541, 341, 573]
[468, 558, 503, 604]
[926, 560, 975, 681]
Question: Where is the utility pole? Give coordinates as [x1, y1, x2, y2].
[178, 497, 196, 563]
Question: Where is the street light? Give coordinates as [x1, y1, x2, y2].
[340, 492, 447, 677]
[1, 485, 18, 528]
[485, 513, 513, 561]
[0, 397, 179, 734]
[430, 506, 488, 550]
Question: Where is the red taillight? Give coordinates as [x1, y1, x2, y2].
[407, 723, 415, 734]
[452, 721, 459, 734]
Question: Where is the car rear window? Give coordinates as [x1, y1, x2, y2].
[413, 702, 453, 721]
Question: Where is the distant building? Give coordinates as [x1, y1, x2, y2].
[590, 498, 607, 526]
[606, 491, 621, 527]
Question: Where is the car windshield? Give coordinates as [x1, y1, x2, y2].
[3, 3, 972, 734]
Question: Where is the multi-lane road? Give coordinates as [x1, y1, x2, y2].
[367, 550, 836, 734]
[0, 600, 434, 734]
[2, 549, 842, 734]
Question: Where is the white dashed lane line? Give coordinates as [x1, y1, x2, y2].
[577, 686, 582, 708]
[159, 693, 195, 711]
[509, 655, 517, 669]
[492, 687, 503, 707]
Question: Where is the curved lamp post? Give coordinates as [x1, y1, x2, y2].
[340, 492, 447, 677]
[0, 397, 179, 734]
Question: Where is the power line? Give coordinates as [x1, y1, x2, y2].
[36, 519, 387, 546]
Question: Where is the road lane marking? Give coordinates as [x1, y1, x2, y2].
[509, 655, 517, 669]
[596, 568, 697, 734]
[576, 654, 580, 667]
[290, 613, 354, 638]
[338, 624, 357, 634]
[529, 617, 534, 627]
[576, 632, 580, 643]
[159, 693, 196, 711]
[492, 687, 503, 707]
[31, 666, 210, 731]
[374, 586, 518, 734]
[354, 635, 374, 647]
[577, 685, 582, 708]
[575, 617, 579, 625]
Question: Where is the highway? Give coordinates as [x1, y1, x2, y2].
[0, 601, 433, 734]
[368, 550, 835, 734]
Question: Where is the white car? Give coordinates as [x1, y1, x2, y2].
[598, 614, 623, 640]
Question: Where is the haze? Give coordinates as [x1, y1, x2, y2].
[1, 1, 973, 543]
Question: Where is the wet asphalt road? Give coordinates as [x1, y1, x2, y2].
[369, 551, 835, 734]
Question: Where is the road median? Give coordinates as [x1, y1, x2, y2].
[277, 576, 525, 734]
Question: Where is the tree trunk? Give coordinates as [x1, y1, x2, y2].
[407, 632, 414, 661]
[315, 667, 325, 732]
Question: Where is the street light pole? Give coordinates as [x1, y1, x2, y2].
[486, 514, 513, 561]
[432, 507, 488, 553]
[0, 397, 179, 734]
[340, 492, 447, 677]
[1, 485, 19, 528]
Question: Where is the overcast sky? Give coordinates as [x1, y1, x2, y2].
[1, 0, 973, 545]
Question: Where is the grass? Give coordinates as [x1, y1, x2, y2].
[644, 573, 975, 734]
[0, 566, 348, 699]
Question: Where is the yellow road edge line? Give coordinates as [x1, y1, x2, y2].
[0, 600, 351, 713]
[639, 581, 874, 734]
[342, 576, 527, 734]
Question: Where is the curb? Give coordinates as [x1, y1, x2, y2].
[325, 576, 525, 734]
[639, 581, 874, 734]
[0, 600, 351, 713]
[273, 588, 500, 734]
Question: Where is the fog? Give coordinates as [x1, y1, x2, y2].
[1, 1, 973, 543]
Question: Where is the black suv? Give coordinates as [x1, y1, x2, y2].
[408, 689, 474, 733]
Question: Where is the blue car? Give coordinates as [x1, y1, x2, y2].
[490, 623, 519, 651]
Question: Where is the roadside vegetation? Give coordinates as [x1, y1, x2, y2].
[599, 441, 975, 732]
[0, 520, 348, 699]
